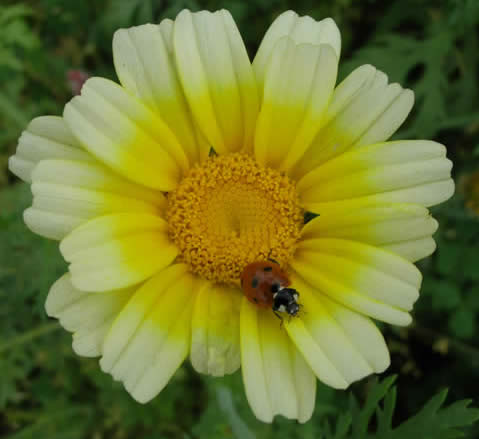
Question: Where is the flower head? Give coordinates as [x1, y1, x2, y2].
[9, 10, 454, 423]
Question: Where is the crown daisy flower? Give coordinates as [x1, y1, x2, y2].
[9, 10, 453, 423]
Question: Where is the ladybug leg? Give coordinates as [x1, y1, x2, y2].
[273, 311, 284, 328]
[297, 303, 306, 317]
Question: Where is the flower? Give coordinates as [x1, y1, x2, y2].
[8, 9, 454, 423]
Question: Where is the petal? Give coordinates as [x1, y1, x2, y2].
[113, 21, 207, 165]
[190, 282, 241, 376]
[292, 65, 414, 179]
[286, 276, 389, 386]
[299, 140, 454, 211]
[302, 203, 438, 249]
[254, 38, 338, 172]
[143, 20, 212, 163]
[24, 209, 84, 241]
[8, 116, 91, 183]
[46, 274, 134, 357]
[32, 159, 163, 207]
[291, 239, 421, 325]
[302, 203, 439, 262]
[100, 264, 194, 403]
[27, 159, 164, 240]
[173, 9, 259, 154]
[304, 181, 455, 215]
[240, 298, 317, 423]
[381, 237, 437, 262]
[60, 213, 177, 292]
[63, 77, 188, 191]
[320, 295, 390, 373]
[253, 11, 341, 94]
[291, 339, 317, 423]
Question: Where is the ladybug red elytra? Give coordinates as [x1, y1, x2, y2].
[240, 259, 300, 319]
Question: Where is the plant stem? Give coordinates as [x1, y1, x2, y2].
[0, 91, 30, 128]
[0, 321, 60, 354]
[411, 324, 479, 363]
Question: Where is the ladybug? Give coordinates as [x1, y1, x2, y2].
[240, 259, 300, 319]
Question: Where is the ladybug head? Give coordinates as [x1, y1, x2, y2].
[272, 287, 300, 316]
[286, 300, 300, 316]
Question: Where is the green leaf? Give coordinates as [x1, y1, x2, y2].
[324, 377, 479, 439]
[462, 247, 479, 281]
[430, 281, 462, 311]
[464, 285, 479, 311]
[5, 407, 92, 439]
[351, 376, 397, 438]
[383, 389, 479, 439]
[333, 412, 352, 439]
[342, 377, 479, 439]
[448, 307, 476, 339]
[375, 386, 397, 435]
[436, 242, 463, 277]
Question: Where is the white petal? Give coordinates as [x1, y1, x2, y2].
[32, 159, 163, 207]
[299, 140, 454, 210]
[60, 213, 177, 292]
[64, 77, 187, 190]
[254, 11, 340, 94]
[292, 239, 420, 325]
[190, 282, 241, 376]
[8, 116, 91, 183]
[321, 297, 390, 373]
[254, 38, 338, 172]
[46, 273, 134, 357]
[292, 65, 414, 179]
[381, 237, 437, 262]
[24, 208, 83, 240]
[302, 203, 438, 247]
[27, 159, 164, 240]
[240, 298, 317, 423]
[113, 22, 206, 164]
[287, 275, 390, 383]
[173, 9, 259, 154]
[100, 265, 194, 403]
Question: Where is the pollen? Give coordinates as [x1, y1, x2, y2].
[166, 153, 303, 284]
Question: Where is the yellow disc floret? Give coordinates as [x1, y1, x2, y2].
[166, 153, 303, 284]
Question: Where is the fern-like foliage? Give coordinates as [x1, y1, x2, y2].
[324, 376, 479, 439]
[195, 376, 479, 439]
[340, 0, 479, 140]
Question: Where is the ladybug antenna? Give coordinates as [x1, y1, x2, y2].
[266, 248, 279, 265]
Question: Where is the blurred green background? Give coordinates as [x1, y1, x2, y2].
[1, 0, 479, 437]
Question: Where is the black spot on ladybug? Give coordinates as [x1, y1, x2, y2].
[253, 298, 258, 303]
[263, 266, 273, 272]
[271, 283, 280, 293]
[251, 277, 259, 288]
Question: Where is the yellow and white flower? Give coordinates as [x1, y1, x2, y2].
[9, 10, 453, 423]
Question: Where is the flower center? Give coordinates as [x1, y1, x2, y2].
[166, 153, 303, 284]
